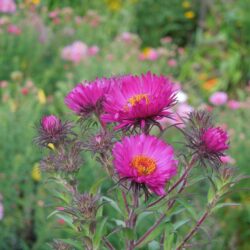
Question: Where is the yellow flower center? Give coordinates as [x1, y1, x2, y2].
[124, 93, 150, 111]
[131, 155, 156, 176]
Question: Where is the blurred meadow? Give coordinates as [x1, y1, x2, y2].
[0, 0, 250, 249]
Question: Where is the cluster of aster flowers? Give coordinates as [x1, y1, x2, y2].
[37, 72, 229, 196]
[36, 71, 236, 249]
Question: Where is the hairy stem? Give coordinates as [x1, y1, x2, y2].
[126, 185, 139, 250]
[176, 195, 219, 249]
[134, 213, 165, 248]
[103, 236, 115, 250]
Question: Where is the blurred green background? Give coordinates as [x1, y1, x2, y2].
[0, 0, 249, 249]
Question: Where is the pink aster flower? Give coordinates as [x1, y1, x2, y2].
[88, 45, 99, 56]
[36, 115, 73, 147]
[102, 72, 176, 130]
[227, 100, 240, 110]
[139, 48, 159, 61]
[0, 0, 16, 13]
[167, 59, 177, 68]
[65, 78, 111, 117]
[184, 111, 229, 168]
[201, 127, 229, 154]
[112, 134, 177, 196]
[7, 24, 21, 35]
[209, 91, 228, 106]
[61, 41, 88, 63]
[41, 115, 62, 134]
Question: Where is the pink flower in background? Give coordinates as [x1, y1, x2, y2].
[0, 0, 16, 13]
[161, 36, 173, 43]
[0, 17, 9, 26]
[112, 134, 177, 196]
[65, 78, 112, 116]
[178, 47, 185, 55]
[119, 32, 134, 43]
[220, 155, 236, 165]
[0, 193, 3, 220]
[21, 88, 29, 95]
[177, 103, 193, 116]
[209, 91, 228, 106]
[160, 103, 193, 129]
[167, 59, 177, 68]
[0, 80, 8, 88]
[7, 24, 21, 35]
[139, 48, 159, 61]
[201, 127, 229, 153]
[102, 72, 176, 130]
[88, 45, 99, 56]
[227, 100, 240, 110]
[61, 41, 88, 63]
[49, 10, 59, 19]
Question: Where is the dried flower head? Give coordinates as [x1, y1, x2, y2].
[184, 111, 229, 168]
[84, 131, 113, 154]
[40, 141, 83, 173]
[73, 192, 100, 219]
[102, 72, 177, 131]
[35, 115, 73, 148]
[112, 134, 177, 196]
[50, 240, 71, 250]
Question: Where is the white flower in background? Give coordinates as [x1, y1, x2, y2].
[176, 91, 188, 103]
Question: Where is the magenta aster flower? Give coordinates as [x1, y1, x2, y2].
[201, 127, 229, 154]
[184, 111, 229, 168]
[112, 134, 177, 196]
[35, 115, 73, 147]
[65, 78, 111, 117]
[102, 72, 176, 131]
[41, 115, 62, 134]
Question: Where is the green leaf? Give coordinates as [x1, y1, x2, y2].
[176, 199, 197, 220]
[89, 177, 106, 195]
[163, 233, 174, 250]
[60, 239, 84, 250]
[56, 214, 78, 231]
[122, 227, 135, 240]
[102, 196, 122, 214]
[136, 211, 154, 229]
[136, 222, 166, 248]
[212, 202, 240, 212]
[93, 217, 108, 249]
[47, 209, 60, 219]
[148, 240, 160, 250]
[173, 219, 190, 231]
[163, 225, 175, 250]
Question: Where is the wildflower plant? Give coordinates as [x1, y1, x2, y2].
[35, 72, 243, 249]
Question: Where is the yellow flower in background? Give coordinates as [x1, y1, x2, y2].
[24, 0, 40, 5]
[184, 11, 195, 19]
[106, 0, 122, 11]
[203, 78, 218, 91]
[182, 1, 191, 8]
[48, 143, 55, 150]
[32, 0, 40, 5]
[38, 89, 46, 104]
[198, 73, 208, 81]
[31, 163, 41, 182]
